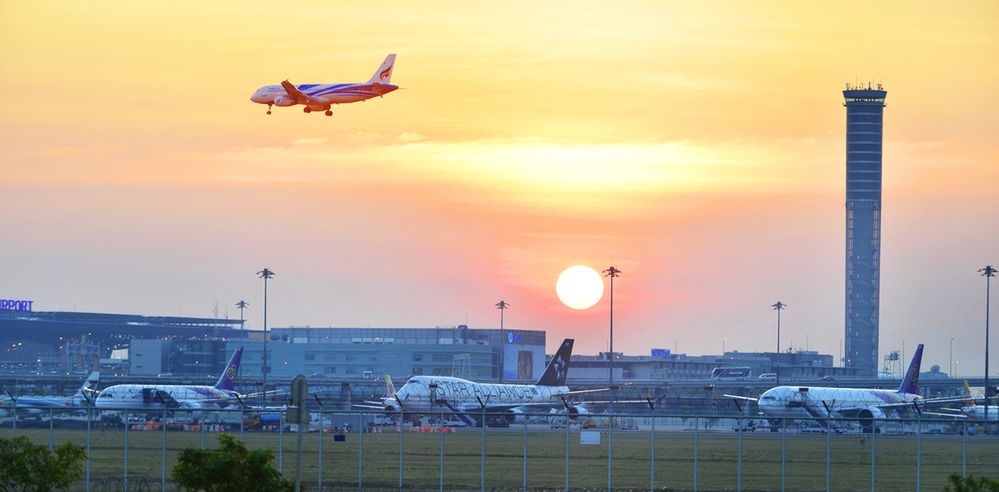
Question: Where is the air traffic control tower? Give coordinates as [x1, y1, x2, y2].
[843, 83, 886, 377]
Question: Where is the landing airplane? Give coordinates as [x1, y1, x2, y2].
[726, 344, 964, 432]
[250, 54, 398, 116]
[95, 348, 246, 410]
[1, 372, 100, 416]
[357, 339, 604, 425]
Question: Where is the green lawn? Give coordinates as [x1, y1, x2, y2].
[7, 425, 999, 491]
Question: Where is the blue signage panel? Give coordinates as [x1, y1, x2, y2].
[651, 348, 671, 359]
[0, 299, 33, 312]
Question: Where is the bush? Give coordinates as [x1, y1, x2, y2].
[0, 436, 86, 492]
[945, 474, 999, 492]
[173, 433, 292, 492]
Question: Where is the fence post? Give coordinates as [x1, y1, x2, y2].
[693, 416, 699, 492]
[522, 417, 528, 491]
[564, 410, 570, 491]
[124, 409, 129, 491]
[439, 412, 445, 492]
[200, 410, 206, 449]
[161, 406, 167, 491]
[318, 410, 323, 490]
[480, 407, 486, 492]
[962, 422, 968, 478]
[358, 414, 364, 492]
[398, 411, 404, 490]
[916, 415, 922, 492]
[737, 415, 743, 492]
[869, 424, 877, 492]
[650, 414, 656, 490]
[825, 417, 831, 492]
[279, 414, 284, 474]
[49, 408, 54, 450]
[11, 406, 15, 438]
[781, 419, 787, 492]
[240, 408, 245, 441]
[85, 407, 91, 492]
[608, 412, 614, 491]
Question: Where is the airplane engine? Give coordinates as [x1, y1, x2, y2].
[384, 402, 401, 413]
[857, 407, 886, 433]
[567, 404, 590, 420]
[273, 95, 296, 107]
[503, 408, 526, 424]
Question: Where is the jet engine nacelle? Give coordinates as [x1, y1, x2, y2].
[857, 407, 886, 433]
[273, 95, 296, 107]
[567, 404, 590, 420]
[503, 408, 526, 424]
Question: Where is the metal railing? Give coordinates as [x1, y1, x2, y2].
[2, 406, 997, 491]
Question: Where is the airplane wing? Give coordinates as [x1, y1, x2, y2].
[722, 394, 759, 402]
[280, 80, 322, 105]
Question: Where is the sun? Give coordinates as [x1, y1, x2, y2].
[555, 265, 604, 310]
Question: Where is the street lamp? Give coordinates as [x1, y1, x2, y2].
[949, 337, 954, 379]
[980, 265, 995, 427]
[495, 300, 509, 383]
[772, 301, 786, 385]
[257, 268, 275, 397]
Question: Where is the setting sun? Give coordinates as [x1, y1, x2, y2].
[555, 265, 604, 310]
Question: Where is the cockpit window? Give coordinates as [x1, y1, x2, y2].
[762, 396, 776, 401]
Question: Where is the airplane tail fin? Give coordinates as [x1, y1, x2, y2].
[75, 372, 100, 397]
[368, 54, 396, 84]
[214, 347, 243, 391]
[897, 344, 924, 394]
[963, 380, 976, 407]
[536, 339, 574, 386]
[385, 375, 396, 395]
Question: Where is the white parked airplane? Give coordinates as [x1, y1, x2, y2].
[250, 54, 398, 116]
[726, 344, 963, 432]
[358, 339, 602, 425]
[95, 348, 245, 410]
[944, 380, 999, 423]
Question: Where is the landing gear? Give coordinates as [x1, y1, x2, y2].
[324, 110, 333, 116]
[266, 104, 272, 115]
[303, 107, 312, 113]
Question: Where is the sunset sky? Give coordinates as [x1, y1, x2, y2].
[1, 1, 997, 374]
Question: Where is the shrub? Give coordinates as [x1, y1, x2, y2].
[173, 433, 292, 492]
[945, 474, 999, 492]
[0, 436, 86, 492]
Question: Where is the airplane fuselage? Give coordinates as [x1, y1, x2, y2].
[757, 385, 922, 420]
[95, 384, 238, 410]
[250, 82, 397, 108]
[390, 375, 569, 414]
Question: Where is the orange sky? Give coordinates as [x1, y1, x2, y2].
[1, 1, 997, 373]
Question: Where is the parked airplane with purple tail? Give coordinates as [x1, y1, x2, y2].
[95, 348, 246, 410]
[726, 344, 965, 432]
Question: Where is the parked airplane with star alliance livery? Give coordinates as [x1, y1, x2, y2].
[95, 348, 245, 410]
[357, 339, 608, 425]
[250, 54, 398, 116]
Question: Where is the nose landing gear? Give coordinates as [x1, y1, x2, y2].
[303, 107, 312, 113]
[266, 104, 272, 115]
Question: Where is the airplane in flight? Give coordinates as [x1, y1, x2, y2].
[1, 372, 100, 417]
[250, 54, 398, 116]
[95, 348, 246, 410]
[726, 344, 964, 432]
[357, 339, 607, 425]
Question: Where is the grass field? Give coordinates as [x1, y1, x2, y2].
[7, 425, 999, 491]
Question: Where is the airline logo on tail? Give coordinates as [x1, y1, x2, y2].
[379, 68, 392, 81]
[214, 347, 243, 391]
[537, 339, 574, 386]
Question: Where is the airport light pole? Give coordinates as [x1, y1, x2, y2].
[950, 337, 954, 379]
[981, 265, 995, 428]
[603, 266, 621, 398]
[257, 268, 275, 398]
[772, 301, 786, 385]
[496, 300, 509, 383]
[236, 300, 249, 385]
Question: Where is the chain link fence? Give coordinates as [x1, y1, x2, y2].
[2, 406, 997, 491]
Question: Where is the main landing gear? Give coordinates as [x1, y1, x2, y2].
[324, 110, 333, 116]
[303, 107, 311, 113]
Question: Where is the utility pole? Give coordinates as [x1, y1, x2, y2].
[496, 300, 509, 383]
[981, 265, 995, 429]
[772, 301, 786, 385]
[257, 268, 275, 399]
